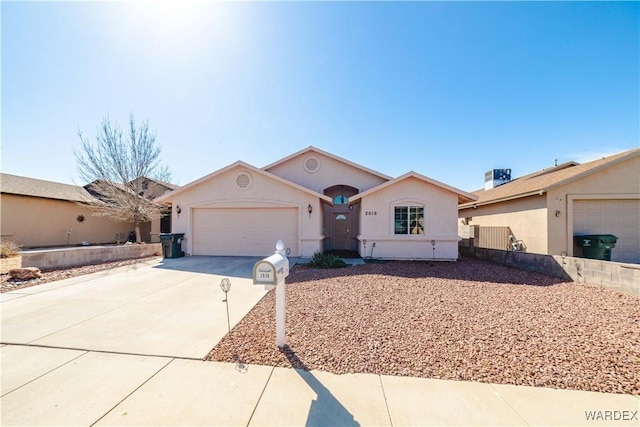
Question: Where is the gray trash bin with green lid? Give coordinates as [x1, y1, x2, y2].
[159, 233, 185, 258]
[574, 234, 618, 261]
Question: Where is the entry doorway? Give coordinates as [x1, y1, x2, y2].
[332, 213, 351, 250]
[323, 184, 359, 252]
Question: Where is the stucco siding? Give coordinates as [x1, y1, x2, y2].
[459, 155, 639, 258]
[169, 166, 323, 256]
[265, 151, 387, 193]
[546, 157, 640, 259]
[459, 195, 548, 254]
[358, 177, 460, 260]
[1, 194, 134, 248]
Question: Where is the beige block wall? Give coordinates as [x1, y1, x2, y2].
[358, 177, 460, 260]
[459, 195, 548, 254]
[265, 151, 388, 193]
[1, 194, 135, 248]
[169, 166, 324, 256]
[21, 243, 162, 270]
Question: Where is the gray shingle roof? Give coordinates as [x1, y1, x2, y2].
[0, 173, 95, 203]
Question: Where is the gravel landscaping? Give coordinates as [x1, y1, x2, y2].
[0, 256, 161, 293]
[207, 257, 640, 395]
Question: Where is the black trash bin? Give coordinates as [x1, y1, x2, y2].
[574, 234, 618, 261]
[159, 233, 185, 259]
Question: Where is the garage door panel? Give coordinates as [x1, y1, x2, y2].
[193, 208, 298, 256]
[573, 200, 640, 264]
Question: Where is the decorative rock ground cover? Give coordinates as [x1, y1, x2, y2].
[0, 256, 161, 293]
[207, 257, 640, 395]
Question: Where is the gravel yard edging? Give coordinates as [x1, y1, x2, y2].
[207, 258, 640, 395]
[1, 256, 161, 293]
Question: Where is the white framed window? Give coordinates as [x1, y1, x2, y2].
[394, 205, 424, 235]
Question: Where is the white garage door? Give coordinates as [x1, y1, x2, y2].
[573, 200, 640, 263]
[193, 208, 298, 256]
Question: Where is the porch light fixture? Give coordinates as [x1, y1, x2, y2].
[308, 204, 313, 217]
[176, 205, 182, 216]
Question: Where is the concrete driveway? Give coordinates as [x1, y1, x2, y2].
[1, 256, 270, 359]
[2, 257, 638, 426]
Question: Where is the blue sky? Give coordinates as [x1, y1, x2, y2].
[2, 1, 638, 191]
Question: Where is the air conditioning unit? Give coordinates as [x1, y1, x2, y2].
[485, 169, 511, 190]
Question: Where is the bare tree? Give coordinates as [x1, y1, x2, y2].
[75, 114, 172, 243]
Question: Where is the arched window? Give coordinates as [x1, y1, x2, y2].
[333, 195, 349, 205]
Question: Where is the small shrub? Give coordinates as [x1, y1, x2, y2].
[307, 251, 347, 269]
[1, 240, 21, 258]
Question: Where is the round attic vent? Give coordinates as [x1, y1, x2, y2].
[236, 172, 252, 189]
[304, 156, 320, 173]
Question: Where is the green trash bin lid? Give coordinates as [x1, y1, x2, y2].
[574, 234, 618, 247]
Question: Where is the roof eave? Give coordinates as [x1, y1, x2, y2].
[155, 161, 332, 204]
[459, 189, 547, 209]
[350, 171, 478, 205]
[544, 150, 639, 192]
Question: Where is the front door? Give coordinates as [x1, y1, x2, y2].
[332, 213, 351, 250]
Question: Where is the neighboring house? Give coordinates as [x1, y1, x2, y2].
[1, 173, 136, 248]
[458, 148, 640, 264]
[0, 174, 178, 248]
[133, 177, 179, 241]
[156, 147, 477, 260]
[85, 176, 178, 242]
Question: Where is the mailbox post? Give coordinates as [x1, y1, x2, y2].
[253, 240, 289, 348]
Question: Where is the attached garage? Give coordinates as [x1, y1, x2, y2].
[192, 207, 299, 256]
[573, 199, 640, 264]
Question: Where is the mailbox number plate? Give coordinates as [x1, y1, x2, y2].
[255, 264, 274, 283]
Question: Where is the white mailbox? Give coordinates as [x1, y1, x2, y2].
[252, 252, 289, 286]
[253, 240, 290, 348]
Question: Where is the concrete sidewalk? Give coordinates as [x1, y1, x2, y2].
[1, 345, 638, 426]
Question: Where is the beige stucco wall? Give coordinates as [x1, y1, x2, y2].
[168, 165, 324, 256]
[547, 155, 640, 257]
[358, 177, 460, 260]
[150, 218, 161, 243]
[1, 194, 135, 248]
[459, 155, 639, 257]
[459, 195, 548, 254]
[265, 151, 388, 193]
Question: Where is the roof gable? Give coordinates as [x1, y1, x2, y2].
[350, 171, 478, 205]
[263, 146, 392, 181]
[0, 173, 94, 203]
[462, 148, 639, 208]
[155, 161, 332, 203]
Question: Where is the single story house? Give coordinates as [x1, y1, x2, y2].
[458, 148, 640, 264]
[0, 174, 175, 248]
[156, 147, 477, 260]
